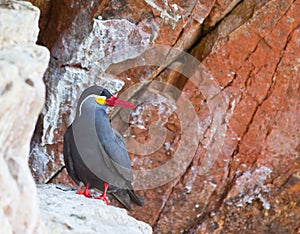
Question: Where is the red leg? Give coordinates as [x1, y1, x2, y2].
[94, 182, 109, 205]
[77, 184, 92, 198]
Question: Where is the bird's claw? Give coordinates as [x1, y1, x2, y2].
[77, 184, 92, 198]
[94, 195, 110, 205]
[77, 190, 92, 198]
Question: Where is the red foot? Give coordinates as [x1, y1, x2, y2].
[94, 182, 109, 205]
[77, 184, 92, 198]
[95, 194, 110, 205]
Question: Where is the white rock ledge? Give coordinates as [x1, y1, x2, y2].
[37, 184, 152, 234]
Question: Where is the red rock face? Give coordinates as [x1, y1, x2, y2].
[28, 0, 299, 233]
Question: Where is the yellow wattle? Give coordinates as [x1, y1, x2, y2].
[95, 97, 106, 105]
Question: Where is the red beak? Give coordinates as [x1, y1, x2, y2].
[106, 96, 136, 109]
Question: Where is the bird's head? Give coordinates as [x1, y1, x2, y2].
[95, 95, 136, 109]
[94, 89, 136, 109]
[76, 86, 136, 117]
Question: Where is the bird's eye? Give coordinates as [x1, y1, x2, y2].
[95, 96, 106, 105]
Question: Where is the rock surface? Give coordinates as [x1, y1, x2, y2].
[37, 184, 152, 234]
[154, 0, 300, 233]
[28, 0, 217, 184]
[26, 0, 300, 233]
[0, 1, 49, 233]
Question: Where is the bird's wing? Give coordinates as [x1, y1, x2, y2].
[111, 129, 134, 181]
[94, 107, 134, 184]
[63, 126, 81, 185]
[96, 129, 134, 183]
[104, 131, 134, 182]
[112, 128, 127, 149]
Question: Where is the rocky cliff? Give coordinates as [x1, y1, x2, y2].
[37, 184, 152, 234]
[0, 1, 49, 233]
[22, 0, 300, 233]
[0, 1, 152, 233]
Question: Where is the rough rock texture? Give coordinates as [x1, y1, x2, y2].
[0, 1, 49, 233]
[27, 0, 300, 233]
[154, 1, 300, 233]
[37, 184, 152, 234]
[28, 0, 216, 183]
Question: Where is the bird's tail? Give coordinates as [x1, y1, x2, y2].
[128, 189, 145, 206]
[112, 189, 145, 211]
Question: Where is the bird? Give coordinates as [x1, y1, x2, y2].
[63, 85, 144, 210]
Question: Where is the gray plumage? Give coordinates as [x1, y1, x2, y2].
[63, 85, 144, 210]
